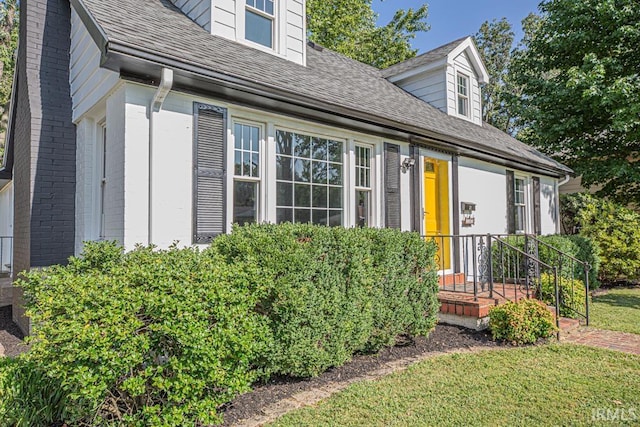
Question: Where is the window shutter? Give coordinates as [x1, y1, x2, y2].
[532, 176, 542, 235]
[193, 103, 227, 244]
[385, 143, 401, 229]
[506, 170, 515, 234]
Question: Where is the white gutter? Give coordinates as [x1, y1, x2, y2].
[148, 68, 174, 245]
[557, 174, 571, 187]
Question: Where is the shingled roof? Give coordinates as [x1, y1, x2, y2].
[74, 0, 571, 175]
[381, 36, 469, 78]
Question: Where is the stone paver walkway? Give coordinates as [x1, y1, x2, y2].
[563, 328, 640, 355]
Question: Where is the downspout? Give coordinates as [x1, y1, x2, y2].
[148, 68, 174, 245]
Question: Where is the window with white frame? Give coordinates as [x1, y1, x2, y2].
[245, 0, 274, 48]
[275, 130, 343, 226]
[355, 145, 372, 227]
[457, 74, 469, 117]
[99, 125, 107, 240]
[514, 176, 527, 233]
[233, 123, 261, 225]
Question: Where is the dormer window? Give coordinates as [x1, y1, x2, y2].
[457, 73, 469, 117]
[245, 0, 275, 48]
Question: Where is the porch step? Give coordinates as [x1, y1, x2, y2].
[438, 273, 466, 287]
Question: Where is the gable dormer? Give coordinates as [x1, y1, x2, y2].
[171, 0, 306, 66]
[383, 37, 488, 126]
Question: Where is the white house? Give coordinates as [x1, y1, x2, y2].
[0, 0, 572, 333]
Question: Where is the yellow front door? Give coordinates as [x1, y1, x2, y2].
[424, 158, 451, 270]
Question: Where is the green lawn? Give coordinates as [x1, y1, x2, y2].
[270, 345, 640, 427]
[590, 287, 640, 335]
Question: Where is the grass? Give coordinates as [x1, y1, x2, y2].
[270, 345, 640, 427]
[590, 287, 640, 335]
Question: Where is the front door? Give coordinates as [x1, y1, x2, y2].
[424, 158, 451, 270]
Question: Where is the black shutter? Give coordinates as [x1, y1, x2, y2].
[532, 176, 542, 235]
[506, 170, 515, 234]
[385, 143, 401, 229]
[193, 103, 227, 244]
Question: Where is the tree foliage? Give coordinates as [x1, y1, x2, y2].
[0, 0, 18, 164]
[512, 0, 640, 206]
[307, 0, 429, 69]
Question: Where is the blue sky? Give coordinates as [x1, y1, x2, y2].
[373, 0, 542, 53]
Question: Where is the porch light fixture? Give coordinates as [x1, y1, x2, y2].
[402, 157, 416, 173]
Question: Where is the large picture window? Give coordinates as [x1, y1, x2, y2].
[233, 123, 261, 225]
[276, 130, 343, 226]
[245, 0, 274, 48]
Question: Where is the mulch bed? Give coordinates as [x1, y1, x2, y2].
[0, 306, 28, 357]
[221, 324, 507, 426]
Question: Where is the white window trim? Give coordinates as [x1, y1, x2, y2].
[514, 175, 530, 234]
[457, 72, 470, 118]
[238, 0, 279, 53]
[230, 119, 266, 225]
[353, 142, 374, 228]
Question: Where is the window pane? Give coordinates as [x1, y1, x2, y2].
[328, 140, 343, 163]
[251, 126, 259, 151]
[246, 0, 255, 7]
[328, 211, 343, 227]
[356, 190, 370, 227]
[233, 181, 258, 225]
[312, 161, 328, 183]
[295, 209, 311, 224]
[277, 182, 293, 206]
[294, 159, 310, 182]
[234, 151, 242, 176]
[329, 187, 342, 208]
[312, 137, 327, 161]
[294, 134, 311, 158]
[276, 131, 292, 155]
[312, 209, 328, 226]
[276, 156, 292, 181]
[295, 184, 311, 207]
[312, 186, 327, 208]
[328, 164, 342, 185]
[234, 124, 242, 149]
[277, 208, 293, 224]
[265, 0, 274, 14]
[245, 10, 273, 48]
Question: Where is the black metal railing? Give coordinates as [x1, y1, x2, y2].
[0, 236, 12, 277]
[424, 233, 588, 328]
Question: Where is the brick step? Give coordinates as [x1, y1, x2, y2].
[438, 273, 466, 287]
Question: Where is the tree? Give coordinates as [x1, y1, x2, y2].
[474, 18, 515, 133]
[0, 0, 18, 164]
[307, 0, 429, 69]
[512, 0, 640, 206]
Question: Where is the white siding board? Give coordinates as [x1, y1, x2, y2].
[70, 8, 119, 122]
[0, 182, 12, 270]
[212, 0, 235, 39]
[540, 176, 559, 235]
[395, 69, 448, 113]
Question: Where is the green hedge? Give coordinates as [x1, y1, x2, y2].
[539, 273, 589, 319]
[561, 193, 640, 282]
[213, 223, 440, 377]
[5, 225, 439, 426]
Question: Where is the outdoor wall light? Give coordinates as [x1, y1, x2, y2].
[402, 157, 416, 173]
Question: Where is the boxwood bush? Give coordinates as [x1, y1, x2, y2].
[5, 225, 439, 425]
[539, 273, 589, 319]
[489, 299, 557, 345]
[12, 242, 270, 426]
[213, 223, 440, 377]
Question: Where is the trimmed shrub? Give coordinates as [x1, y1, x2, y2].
[539, 273, 589, 319]
[561, 193, 640, 282]
[489, 299, 557, 345]
[15, 242, 270, 426]
[213, 223, 440, 377]
[564, 235, 601, 288]
[7, 225, 440, 425]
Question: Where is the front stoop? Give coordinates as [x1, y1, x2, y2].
[437, 292, 496, 331]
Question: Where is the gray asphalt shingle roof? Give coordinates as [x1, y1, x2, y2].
[78, 0, 570, 174]
[381, 36, 469, 78]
